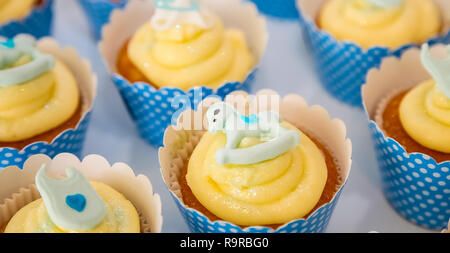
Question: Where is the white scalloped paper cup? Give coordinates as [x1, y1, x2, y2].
[99, 0, 267, 147]
[362, 45, 450, 231]
[0, 37, 97, 170]
[0, 0, 54, 39]
[0, 153, 162, 233]
[298, 0, 450, 106]
[159, 89, 352, 233]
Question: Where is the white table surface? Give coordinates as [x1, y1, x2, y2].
[53, 0, 433, 233]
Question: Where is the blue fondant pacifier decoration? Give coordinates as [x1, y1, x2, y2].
[0, 34, 55, 87]
[366, 0, 403, 8]
[151, 0, 212, 30]
[0, 39, 15, 49]
[421, 43, 450, 99]
[206, 102, 301, 165]
[35, 165, 106, 231]
[65, 194, 87, 213]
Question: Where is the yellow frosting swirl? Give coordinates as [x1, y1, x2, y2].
[319, 0, 441, 49]
[399, 79, 450, 153]
[186, 122, 328, 226]
[4, 182, 140, 233]
[0, 0, 37, 24]
[127, 14, 254, 90]
[0, 58, 79, 142]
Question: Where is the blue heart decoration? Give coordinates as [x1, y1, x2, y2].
[0, 39, 15, 49]
[240, 114, 259, 124]
[65, 194, 87, 213]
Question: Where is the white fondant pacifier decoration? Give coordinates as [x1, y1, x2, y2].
[366, 0, 403, 8]
[151, 0, 213, 30]
[0, 34, 55, 87]
[206, 102, 301, 165]
[421, 43, 450, 99]
[35, 164, 107, 231]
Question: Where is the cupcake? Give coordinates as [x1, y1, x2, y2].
[248, 0, 299, 19]
[77, 0, 128, 39]
[298, 0, 450, 106]
[99, 0, 267, 146]
[0, 0, 53, 39]
[0, 153, 162, 233]
[160, 90, 352, 233]
[362, 43, 450, 230]
[0, 34, 97, 169]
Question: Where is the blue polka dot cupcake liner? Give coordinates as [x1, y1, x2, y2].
[0, 37, 98, 171]
[169, 191, 341, 233]
[111, 73, 255, 147]
[297, 0, 450, 107]
[362, 45, 450, 231]
[77, 0, 127, 39]
[247, 0, 299, 19]
[160, 90, 352, 233]
[99, 0, 267, 147]
[0, 114, 92, 170]
[0, 0, 54, 39]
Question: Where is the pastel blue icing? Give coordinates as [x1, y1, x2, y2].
[0, 39, 15, 49]
[206, 102, 301, 165]
[65, 194, 87, 213]
[421, 43, 450, 99]
[154, 0, 199, 11]
[0, 34, 55, 87]
[35, 165, 107, 231]
[367, 0, 403, 8]
[240, 114, 259, 124]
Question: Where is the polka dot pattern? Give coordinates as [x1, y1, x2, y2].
[0, 0, 53, 39]
[369, 121, 450, 230]
[171, 189, 344, 233]
[247, 0, 299, 19]
[299, 14, 450, 106]
[77, 0, 127, 40]
[0, 113, 91, 170]
[112, 71, 255, 147]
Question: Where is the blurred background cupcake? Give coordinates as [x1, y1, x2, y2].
[0, 34, 97, 169]
[298, 0, 450, 106]
[77, 0, 128, 39]
[0, 153, 162, 233]
[0, 0, 54, 39]
[247, 0, 299, 19]
[99, 0, 267, 147]
[362, 44, 450, 230]
[160, 90, 352, 233]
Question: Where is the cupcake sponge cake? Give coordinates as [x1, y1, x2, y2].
[377, 43, 450, 162]
[0, 34, 81, 150]
[181, 101, 342, 227]
[117, 0, 254, 90]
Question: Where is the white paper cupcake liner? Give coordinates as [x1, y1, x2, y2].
[0, 0, 54, 39]
[362, 45, 450, 231]
[298, 0, 450, 106]
[0, 37, 97, 170]
[159, 89, 352, 233]
[99, 0, 267, 147]
[0, 153, 162, 233]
